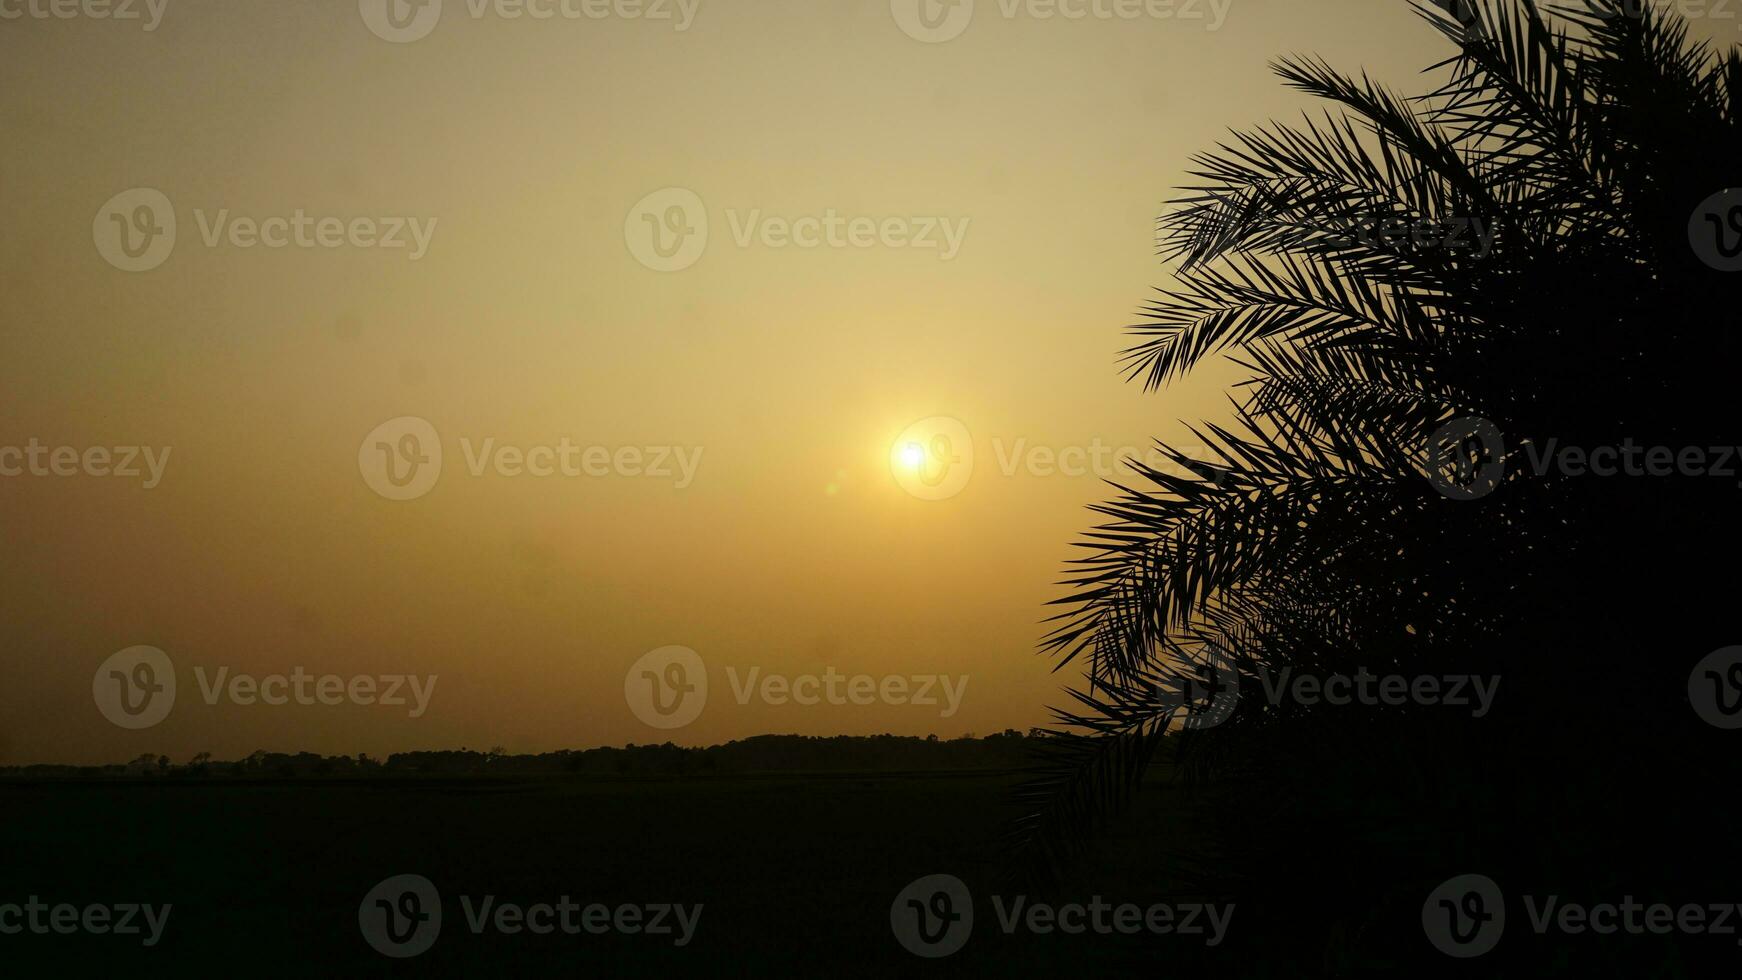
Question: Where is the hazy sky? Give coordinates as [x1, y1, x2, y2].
[7, 0, 1718, 765]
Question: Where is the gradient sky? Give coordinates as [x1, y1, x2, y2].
[6, 0, 1722, 765]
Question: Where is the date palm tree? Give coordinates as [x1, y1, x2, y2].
[1014, 1, 1740, 971]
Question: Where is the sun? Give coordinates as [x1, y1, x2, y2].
[897, 441, 926, 470]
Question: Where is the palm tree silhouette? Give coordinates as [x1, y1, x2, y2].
[1014, 1, 1741, 971]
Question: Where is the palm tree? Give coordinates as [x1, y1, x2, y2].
[1014, 1, 1740, 971]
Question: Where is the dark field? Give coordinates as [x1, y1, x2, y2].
[1, 770, 1222, 977]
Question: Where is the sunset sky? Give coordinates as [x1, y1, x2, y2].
[9, 0, 1707, 765]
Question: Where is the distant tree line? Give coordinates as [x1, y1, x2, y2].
[0, 731, 1051, 779]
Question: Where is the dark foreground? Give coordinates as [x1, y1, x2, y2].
[1, 770, 1221, 977]
[6, 765, 1735, 977]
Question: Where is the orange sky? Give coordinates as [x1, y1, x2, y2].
[6, 1, 1729, 764]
